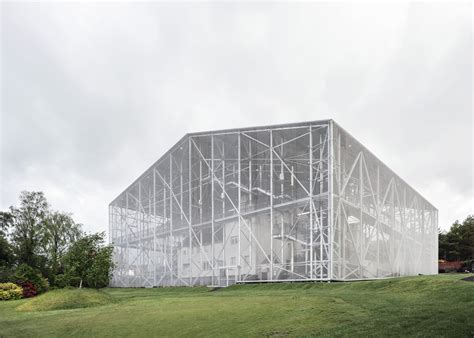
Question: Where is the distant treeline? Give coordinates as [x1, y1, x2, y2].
[0, 191, 114, 296]
[438, 215, 474, 262]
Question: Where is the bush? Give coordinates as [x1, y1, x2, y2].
[69, 276, 81, 288]
[0, 266, 14, 283]
[0, 282, 23, 300]
[14, 264, 49, 294]
[54, 274, 70, 288]
[17, 281, 37, 298]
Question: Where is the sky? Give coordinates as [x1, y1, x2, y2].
[1, 2, 472, 234]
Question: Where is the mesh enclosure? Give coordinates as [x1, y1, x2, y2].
[331, 122, 438, 280]
[109, 120, 437, 287]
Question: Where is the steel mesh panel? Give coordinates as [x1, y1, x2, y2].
[331, 122, 438, 280]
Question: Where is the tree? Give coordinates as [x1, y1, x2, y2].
[63, 232, 114, 288]
[0, 211, 13, 229]
[456, 216, 474, 260]
[0, 211, 14, 267]
[42, 211, 83, 283]
[439, 215, 474, 261]
[9, 192, 49, 269]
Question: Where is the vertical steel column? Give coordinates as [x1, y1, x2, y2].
[180, 162, 183, 221]
[211, 135, 215, 285]
[237, 132, 241, 281]
[376, 165, 380, 276]
[403, 187, 407, 274]
[199, 160, 203, 223]
[309, 125, 313, 279]
[328, 122, 334, 280]
[391, 182, 395, 274]
[222, 142, 225, 216]
[138, 181, 142, 283]
[341, 140, 346, 279]
[153, 170, 156, 286]
[169, 154, 173, 285]
[163, 174, 166, 283]
[249, 141, 252, 203]
[108, 206, 113, 283]
[108, 206, 112, 245]
[270, 130, 273, 280]
[188, 137, 193, 285]
[319, 133, 323, 280]
[248, 140, 252, 269]
[148, 187, 151, 286]
[359, 154, 364, 277]
[337, 130, 342, 279]
[126, 192, 129, 281]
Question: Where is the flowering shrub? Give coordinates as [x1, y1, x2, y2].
[0, 282, 23, 300]
[17, 281, 37, 298]
[13, 264, 49, 294]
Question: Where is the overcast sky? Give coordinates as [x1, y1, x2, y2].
[1, 2, 472, 234]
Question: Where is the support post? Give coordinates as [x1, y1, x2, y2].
[309, 125, 313, 279]
[211, 135, 215, 285]
[188, 137, 193, 285]
[270, 130, 274, 280]
[319, 133, 323, 280]
[237, 132, 241, 281]
[153, 169, 156, 286]
[359, 153, 364, 277]
[377, 165, 380, 276]
[169, 154, 173, 285]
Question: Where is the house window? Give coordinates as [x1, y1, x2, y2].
[230, 257, 236, 265]
[183, 263, 190, 271]
[231, 236, 238, 245]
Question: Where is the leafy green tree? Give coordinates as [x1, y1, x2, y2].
[455, 215, 474, 260]
[0, 211, 13, 229]
[63, 232, 114, 288]
[0, 212, 14, 267]
[9, 192, 49, 269]
[439, 215, 474, 261]
[86, 244, 114, 288]
[42, 211, 83, 282]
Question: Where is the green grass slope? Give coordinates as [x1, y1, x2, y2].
[16, 288, 115, 312]
[0, 274, 473, 337]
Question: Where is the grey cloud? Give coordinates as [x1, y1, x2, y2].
[1, 2, 472, 233]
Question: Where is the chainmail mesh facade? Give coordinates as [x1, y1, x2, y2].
[109, 120, 437, 287]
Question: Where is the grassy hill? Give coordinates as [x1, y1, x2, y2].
[16, 288, 115, 312]
[1, 274, 473, 337]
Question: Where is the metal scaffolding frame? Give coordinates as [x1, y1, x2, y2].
[109, 120, 437, 287]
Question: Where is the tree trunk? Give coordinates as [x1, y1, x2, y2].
[79, 278, 82, 289]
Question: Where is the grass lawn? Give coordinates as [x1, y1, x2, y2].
[0, 274, 473, 337]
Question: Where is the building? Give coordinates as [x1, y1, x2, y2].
[109, 120, 438, 287]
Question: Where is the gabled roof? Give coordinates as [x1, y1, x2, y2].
[110, 119, 332, 206]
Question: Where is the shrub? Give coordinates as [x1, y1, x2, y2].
[54, 274, 72, 288]
[0, 266, 14, 283]
[0, 282, 23, 300]
[17, 281, 37, 298]
[69, 276, 81, 288]
[14, 264, 49, 294]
